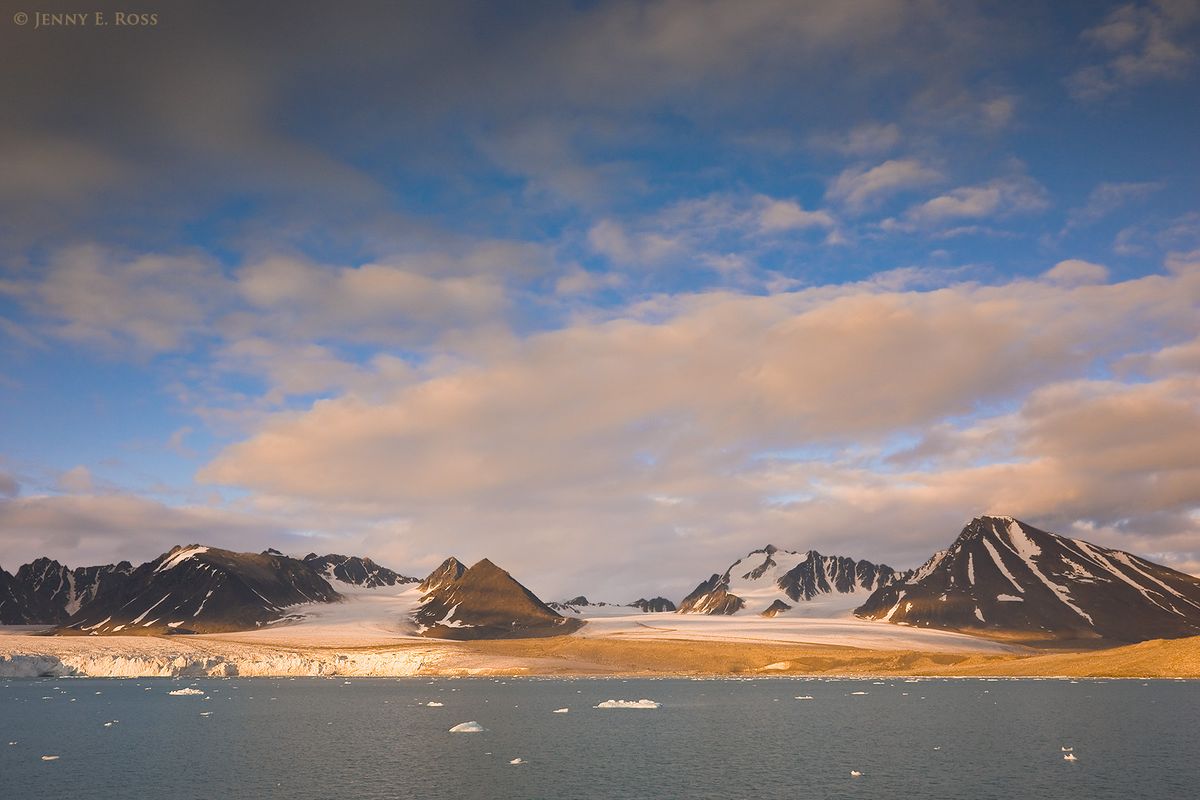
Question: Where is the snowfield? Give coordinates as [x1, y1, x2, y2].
[571, 611, 1014, 653]
[0, 578, 1017, 677]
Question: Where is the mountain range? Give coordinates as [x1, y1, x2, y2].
[3, 514, 1199, 643]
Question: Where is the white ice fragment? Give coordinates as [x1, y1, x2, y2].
[167, 687, 205, 696]
[509, 758, 525, 765]
[594, 699, 661, 709]
[41, 755, 60, 761]
[552, 707, 569, 713]
[449, 721, 485, 733]
[426, 701, 444, 707]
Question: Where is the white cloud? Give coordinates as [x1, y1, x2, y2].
[827, 159, 942, 212]
[894, 174, 1048, 228]
[191, 258, 1200, 594]
[1042, 259, 1111, 286]
[756, 197, 836, 231]
[1067, 1, 1200, 100]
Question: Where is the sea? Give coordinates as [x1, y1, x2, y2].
[2, 676, 1196, 799]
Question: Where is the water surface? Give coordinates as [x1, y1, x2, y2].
[2, 676, 1195, 799]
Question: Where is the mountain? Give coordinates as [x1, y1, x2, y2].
[0, 559, 134, 625]
[61, 545, 341, 635]
[414, 557, 582, 639]
[855, 516, 1200, 642]
[630, 597, 676, 613]
[547, 596, 626, 613]
[547, 595, 677, 614]
[678, 545, 909, 616]
[302, 553, 419, 588]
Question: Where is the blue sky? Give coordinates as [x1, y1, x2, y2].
[1, 0, 1199, 599]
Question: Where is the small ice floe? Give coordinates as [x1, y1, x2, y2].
[794, 696, 814, 700]
[850, 770, 863, 777]
[41, 755, 60, 761]
[1064, 753, 1078, 762]
[200, 712, 213, 717]
[509, 758, 525, 765]
[552, 708, 569, 714]
[849, 691, 868, 696]
[594, 699, 661, 709]
[426, 701, 444, 707]
[449, 721, 486, 733]
[168, 688, 205, 696]
[1061, 746, 1073, 752]
[102, 722, 114, 728]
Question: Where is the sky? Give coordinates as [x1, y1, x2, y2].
[1, 0, 1199, 602]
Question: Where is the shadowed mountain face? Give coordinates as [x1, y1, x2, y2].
[0, 559, 134, 625]
[302, 553, 419, 588]
[61, 546, 341, 635]
[630, 597, 676, 613]
[414, 558, 582, 640]
[855, 516, 1200, 642]
[678, 545, 909, 616]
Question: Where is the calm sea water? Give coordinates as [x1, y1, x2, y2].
[1, 676, 1196, 799]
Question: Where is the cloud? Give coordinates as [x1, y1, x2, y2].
[233, 255, 510, 344]
[31, 245, 229, 353]
[57, 466, 94, 495]
[193, 259, 1200, 594]
[1067, 1, 1200, 100]
[812, 122, 902, 156]
[827, 159, 942, 212]
[1063, 181, 1163, 234]
[0, 493, 292, 571]
[755, 198, 836, 231]
[891, 174, 1048, 229]
[1042, 259, 1111, 286]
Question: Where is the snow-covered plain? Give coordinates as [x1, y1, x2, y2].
[572, 611, 1014, 653]
[0, 576, 1017, 677]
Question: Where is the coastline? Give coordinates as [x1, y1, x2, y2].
[3, 633, 1197, 680]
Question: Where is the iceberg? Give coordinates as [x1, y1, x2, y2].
[449, 721, 485, 733]
[594, 699, 661, 709]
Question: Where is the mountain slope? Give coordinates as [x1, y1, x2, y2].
[302, 553, 419, 588]
[678, 545, 909, 616]
[61, 545, 341, 635]
[855, 516, 1200, 642]
[414, 558, 582, 639]
[0, 560, 134, 625]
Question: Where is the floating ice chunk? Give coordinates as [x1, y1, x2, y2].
[200, 712, 213, 717]
[794, 695, 814, 700]
[168, 688, 205, 696]
[552, 708, 569, 713]
[41, 755, 60, 761]
[509, 758, 525, 765]
[850, 770, 863, 777]
[849, 691, 868, 696]
[594, 699, 661, 709]
[1064, 753, 1078, 762]
[426, 701, 444, 707]
[449, 721, 485, 733]
[1061, 746, 1073, 752]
